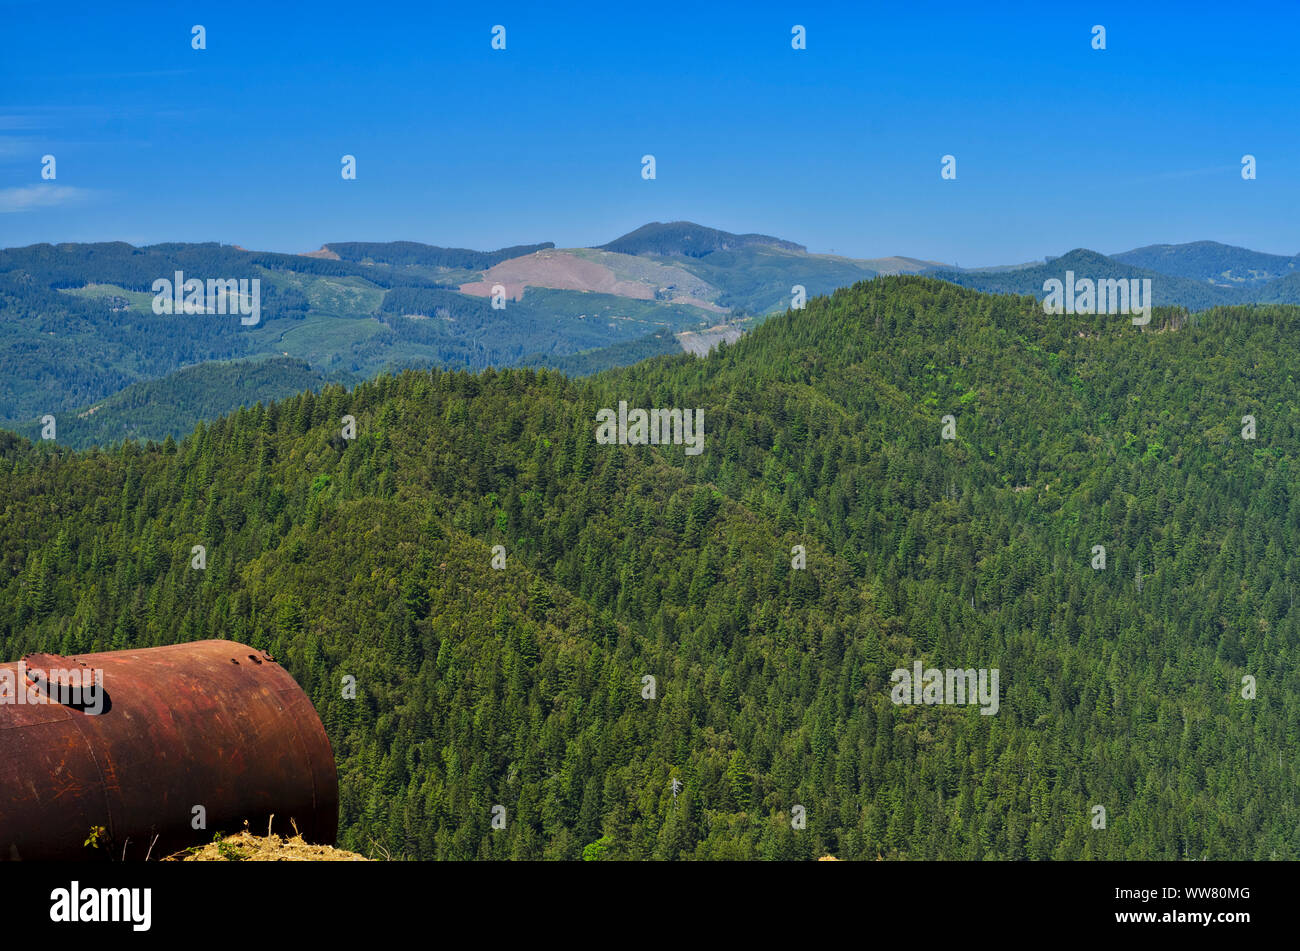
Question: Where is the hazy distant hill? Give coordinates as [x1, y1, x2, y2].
[1112, 241, 1299, 286]
[324, 240, 556, 272]
[676, 245, 877, 314]
[850, 255, 949, 275]
[928, 249, 1245, 311]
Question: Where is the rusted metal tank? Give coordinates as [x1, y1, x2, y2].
[0, 639, 337, 860]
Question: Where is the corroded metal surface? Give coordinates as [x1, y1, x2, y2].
[0, 640, 337, 861]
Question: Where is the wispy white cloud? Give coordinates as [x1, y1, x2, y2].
[0, 184, 94, 213]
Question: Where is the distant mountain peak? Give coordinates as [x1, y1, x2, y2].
[1111, 240, 1299, 287]
[1050, 248, 1120, 267]
[599, 221, 806, 258]
[1121, 239, 1256, 254]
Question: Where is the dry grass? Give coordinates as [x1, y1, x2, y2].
[166, 820, 367, 862]
[169, 831, 367, 861]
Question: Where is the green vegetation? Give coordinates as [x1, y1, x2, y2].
[599, 221, 805, 257]
[679, 245, 878, 314]
[368, 287, 713, 374]
[17, 357, 355, 450]
[1113, 241, 1299, 286]
[59, 282, 157, 313]
[13, 232, 1298, 451]
[212, 832, 245, 862]
[325, 240, 555, 271]
[929, 248, 1300, 310]
[520, 329, 683, 377]
[3, 276, 1298, 860]
[0, 237, 729, 440]
[273, 272, 387, 316]
[83, 826, 108, 851]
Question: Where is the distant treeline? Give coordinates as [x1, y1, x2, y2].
[15, 356, 354, 449]
[326, 241, 556, 271]
[0, 242, 445, 291]
[519, 329, 682, 377]
[0, 271, 301, 422]
[927, 248, 1300, 311]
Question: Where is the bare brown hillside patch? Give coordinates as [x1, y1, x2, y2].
[461, 250, 655, 300]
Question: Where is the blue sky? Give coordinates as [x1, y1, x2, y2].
[2, 0, 1297, 265]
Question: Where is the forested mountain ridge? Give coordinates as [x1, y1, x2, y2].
[1112, 241, 1299, 286]
[925, 248, 1298, 311]
[3, 275, 1297, 860]
[323, 240, 556, 270]
[0, 226, 862, 436]
[0, 239, 721, 433]
[14, 356, 356, 450]
[931, 243, 1300, 310]
[7, 231, 1300, 451]
[598, 221, 806, 257]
